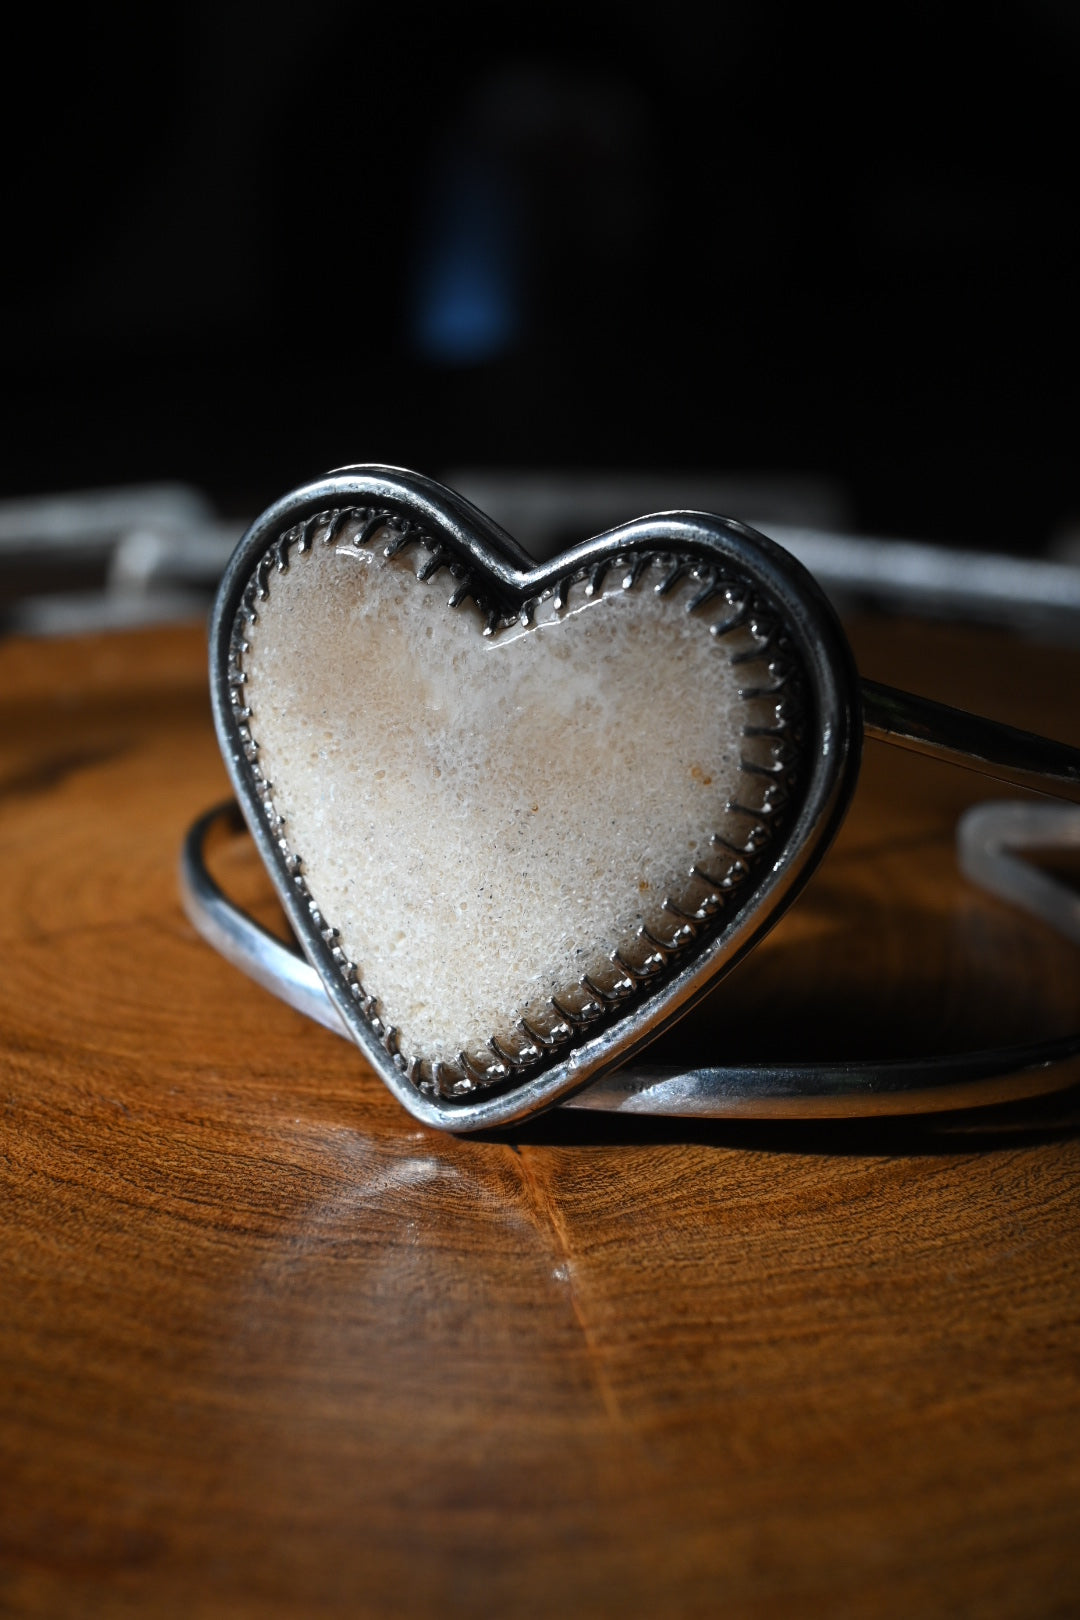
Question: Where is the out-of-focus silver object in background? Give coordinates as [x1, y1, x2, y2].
[3, 472, 1080, 641]
[0, 484, 243, 636]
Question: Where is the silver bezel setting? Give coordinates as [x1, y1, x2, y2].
[210, 466, 861, 1131]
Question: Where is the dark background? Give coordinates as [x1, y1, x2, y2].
[3, 1, 1078, 549]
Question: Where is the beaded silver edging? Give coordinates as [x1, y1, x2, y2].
[227, 502, 807, 1103]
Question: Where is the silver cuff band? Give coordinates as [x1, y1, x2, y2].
[181, 722, 1080, 1122]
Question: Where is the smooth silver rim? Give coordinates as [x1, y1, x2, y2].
[208, 468, 861, 1130]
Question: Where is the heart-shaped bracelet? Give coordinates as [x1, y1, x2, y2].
[181, 466, 1080, 1130]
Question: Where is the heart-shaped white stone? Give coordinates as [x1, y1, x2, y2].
[236, 512, 795, 1093]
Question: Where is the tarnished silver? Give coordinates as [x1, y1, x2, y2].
[186, 466, 1080, 1131]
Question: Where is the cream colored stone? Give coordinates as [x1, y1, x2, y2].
[242, 529, 764, 1064]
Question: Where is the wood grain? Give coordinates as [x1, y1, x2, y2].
[1, 616, 1079, 1619]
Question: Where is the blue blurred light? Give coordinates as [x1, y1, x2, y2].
[411, 151, 521, 365]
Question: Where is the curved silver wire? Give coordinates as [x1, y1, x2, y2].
[179, 803, 347, 1038]
[180, 797, 1080, 1120]
[958, 800, 1080, 946]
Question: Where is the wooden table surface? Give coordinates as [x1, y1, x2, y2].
[2, 615, 1079, 1619]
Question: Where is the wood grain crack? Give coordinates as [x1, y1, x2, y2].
[509, 1142, 625, 1431]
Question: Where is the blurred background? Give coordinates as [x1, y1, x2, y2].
[2, 0, 1078, 633]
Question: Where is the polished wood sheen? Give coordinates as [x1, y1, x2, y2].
[1, 616, 1079, 1618]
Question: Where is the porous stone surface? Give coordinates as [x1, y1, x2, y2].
[242, 531, 765, 1065]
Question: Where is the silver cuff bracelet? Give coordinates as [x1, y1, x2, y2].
[181, 466, 1080, 1131]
